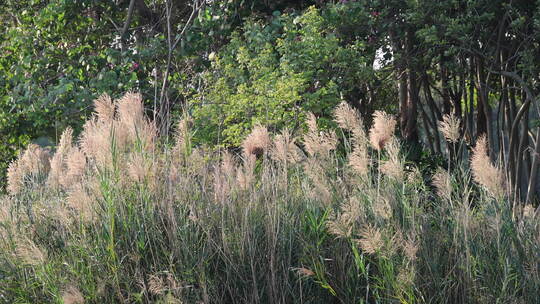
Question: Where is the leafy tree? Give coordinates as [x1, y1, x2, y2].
[190, 5, 392, 147]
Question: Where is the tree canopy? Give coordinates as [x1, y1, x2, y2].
[2, 0, 540, 201]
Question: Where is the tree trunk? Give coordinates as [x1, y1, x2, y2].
[401, 29, 419, 144]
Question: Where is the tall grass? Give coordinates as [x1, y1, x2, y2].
[1, 93, 539, 303]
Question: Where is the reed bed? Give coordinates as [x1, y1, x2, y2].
[1, 93, 539, 303]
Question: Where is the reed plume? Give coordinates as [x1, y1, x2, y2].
[304, 158, 332, 204]
[327, 197, 363, 238]
[402, 237, 418, 262]
[236, 155, 255, 191]
[380, 137, 404, 181]
[61, 147, 87, 188]
[372, 196, 392, 220]
[348, 147, 369, 177]
[94, 93, 115, 123]
[439, 113, 461, 143]
[6, 161, 23, 195]
[48, 127, 74, 188]
[213, 151, 236, 201]
[127, 152, 153, 183]
[270, 128, 301, 164]
[356, 224, 384, 255]
[221, 151, 236, 180]
[432, 167, 452, 201]
[397, 266, 416, 290]
[7, 144, 50, 195]
[242, 124, 271, 159]
[303, 113, 337, 157]
[15, 237, 46, 266]
[369, 111, 396, 151]
[117, 91, 145, 128]
[470, 135, 506, 198]
[116, 91, 156, 151]
[79, 119, 113, 168]
[333, 101, 366, 144]
[174, 116, 191, 156]
[67, 184, 96, 223]
[334, 102, 370, 176]
[62, 285, 85, 304]
[213, 165, 231, 203]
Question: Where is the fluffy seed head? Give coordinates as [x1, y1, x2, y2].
[372, 197, 392, 220]
[6, 161, 23, 195]
[397, 266, 416, 290]
[20, 144, 51, 175]
[369, 111, 396, 151]
[327, 197, 363, 238]
[79, 119, 113, 168]
[270, 128, 302, 164]
[127, 153, 153, 183]
[402, 238, 418, 262]
[304, 158, 332, 204]
[0, 201, 10, 224]
[57, 127, 74, 156]
[94, 93, 115, 123]
[432, 167, 452, 200]
[439, 113, 461, 143]
[334, 101, 365, 143]
[213, 152, 237, 202]
[174, 116, 191, 155]
[15, 237, 46, 266]
[116, 92, 156, 151]
[48, 127, 76, 188]
[470, 135, 506, 198]
[303, 113, 337, 157]
[62, 285, 85, 304]
[117, 91, 144, 128]
[334, 101, 361, 130]
[61, 148, 87, 188]
[236, 163, 255, 191]
[294, 267, 315, 277]
[213, 167, 231, 203]
[221, 151, 236, 180]
[242, 124, 271, 158]
[67, 184, 96, 223]
[7, 144, 50, 195]
[348, 147, 369, 176]
[379, 138, 404, 181]
[326, 211, 352, 238]
[47, 154, 64, 189]
[356, 224, 384, 255]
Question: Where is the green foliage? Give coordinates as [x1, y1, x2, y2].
[190, 6, 381, 147]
